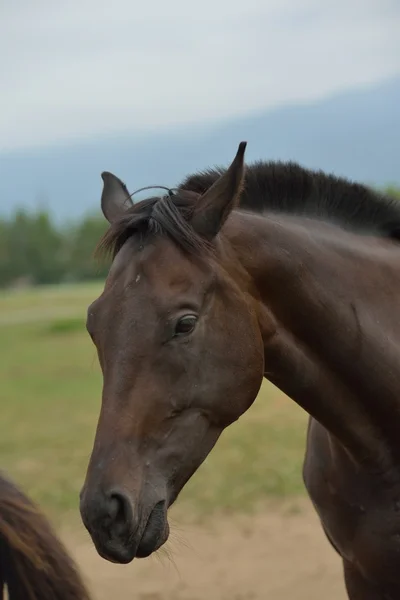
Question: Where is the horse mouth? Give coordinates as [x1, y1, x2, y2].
[95, 539, 136, 564]
[92, 500, 170, 564]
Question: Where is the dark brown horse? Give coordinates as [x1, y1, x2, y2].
[80, 142, 400, 598]
[0, 471, 91, 599]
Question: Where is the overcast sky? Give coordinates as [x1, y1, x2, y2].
[1, 0, 399, 152]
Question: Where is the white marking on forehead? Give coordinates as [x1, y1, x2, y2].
[135, 274, 141, 283]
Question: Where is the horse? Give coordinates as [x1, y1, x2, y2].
[0, 471, 91, 599]
[79, 141, 400, 598]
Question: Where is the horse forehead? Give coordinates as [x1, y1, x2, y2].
[135, 240, 206, 294]
[105, 239, 140, 287]
[105, 238, 206, 307]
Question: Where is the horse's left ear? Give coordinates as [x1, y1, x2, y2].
[100, 172, 133, 224]
[191, 142, 247, 239]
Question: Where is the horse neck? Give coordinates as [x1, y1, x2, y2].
[225, 210, 400, 470]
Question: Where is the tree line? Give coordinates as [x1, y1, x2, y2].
[0, 211, 109, 288]
[1, 185, 400, 289]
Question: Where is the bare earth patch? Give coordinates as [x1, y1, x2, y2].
[63, 500, 347, 600]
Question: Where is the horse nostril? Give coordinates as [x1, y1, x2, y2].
[108, 490, 133, 529]
[108, 495, 120, 521]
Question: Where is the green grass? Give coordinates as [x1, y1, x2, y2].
[0, 282, 308, 525]
[42, 316, 86, 335]
[0, 282, 101, 312]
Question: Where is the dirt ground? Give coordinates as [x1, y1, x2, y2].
[64, 499, 347, 600]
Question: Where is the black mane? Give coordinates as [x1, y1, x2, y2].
[99, 160, 400, 259]
[98, 191, 211, 259]
[179, 160, 400, 239]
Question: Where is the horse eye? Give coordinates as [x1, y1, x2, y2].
[174, 315, 197, 337]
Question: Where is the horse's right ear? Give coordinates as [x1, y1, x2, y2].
[191, 142, 246, 240]
[101, 172, 133, 224]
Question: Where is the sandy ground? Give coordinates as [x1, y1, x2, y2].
[64, 500, 348, 600]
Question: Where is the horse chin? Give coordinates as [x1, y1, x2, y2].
[136, 501, 170, 558]
[136, 520, 170, 558]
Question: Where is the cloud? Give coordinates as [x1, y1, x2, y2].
[1, 0, 399, 150]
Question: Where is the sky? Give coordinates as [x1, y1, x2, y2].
[1, 0, 399, 152]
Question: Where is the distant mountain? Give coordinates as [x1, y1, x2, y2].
[0, 75, 399, 221]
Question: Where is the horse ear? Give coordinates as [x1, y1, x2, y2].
[191, 142, 247, 239]
[100, 172, 133, 224]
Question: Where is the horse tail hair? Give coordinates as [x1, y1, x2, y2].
[0, 471, 91, 600]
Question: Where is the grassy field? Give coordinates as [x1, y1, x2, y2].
[0, 282, 308, 525]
